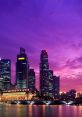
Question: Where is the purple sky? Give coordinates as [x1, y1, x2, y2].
[0, 0, 82, 92]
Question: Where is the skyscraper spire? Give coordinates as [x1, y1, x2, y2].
[20, 47, 25, 54]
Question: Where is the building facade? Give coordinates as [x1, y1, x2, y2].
[0, 59, 11, 90]
[40, 50, 60, 98]
[40, 50, 49, 96]
[28, 69, 35, 91]
[16, 48, 29, 89]
[48, 70, 54, 98]
[0, 78, 3, 90]
[53, 76, 60, 99]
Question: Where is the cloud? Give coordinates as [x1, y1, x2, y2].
[0, 0, 82, 91]
[65, 56, 82, 69]
[71, 42, 82, 51]
[61, 77, 82, 92]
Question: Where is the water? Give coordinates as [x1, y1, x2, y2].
[0, 104, 82, 117]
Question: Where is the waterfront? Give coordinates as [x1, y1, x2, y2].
[0, 104, 82, 117]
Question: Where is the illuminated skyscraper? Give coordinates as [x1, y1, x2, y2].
[53, 76, 60, 99]
[40, 50, 60, 98]
[48, 70, 54, 97]
[40, 50, 49, 96]
[0, 59, 11, 90]
[28, 69, 35, 91]
[0, 78, 3, 90]
[16, 48, 29, 89]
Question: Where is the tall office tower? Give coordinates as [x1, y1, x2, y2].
[0, 78, 3, 90]
[40, 50, 49, 96]
[28, 69, 35, 91]
[53, 76, 60, 99]
[0, 59, 11, 90]
[48, 70, 54, 98]
[16, 48, 29, 89]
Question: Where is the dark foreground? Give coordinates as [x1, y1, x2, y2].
[0, 104, 82, 117]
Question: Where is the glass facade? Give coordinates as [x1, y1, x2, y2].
[28, 69, 35, 91]
[40, 50, 60, 98]
[53, 76, 60, 99]
[48, 70, 54, 97]
[0, 59, 11, 90]
[16, 48, 29, 89]
[40, 50, 49, 96]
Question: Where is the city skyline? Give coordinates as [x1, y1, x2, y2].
[0, 48, 60, 99]
[1, 0, 82, 92]
[0, 48, 81, 93]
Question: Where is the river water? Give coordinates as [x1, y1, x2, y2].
[0, 104, 82, 117]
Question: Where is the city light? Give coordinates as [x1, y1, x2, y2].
[0, 48, 80, 106]
[18, 57, 25, 60]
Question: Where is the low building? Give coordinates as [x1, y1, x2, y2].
[0, 89, 35, 102]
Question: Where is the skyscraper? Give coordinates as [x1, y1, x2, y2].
[40, 50, 49, 96]
[16, 48, 29, 89]
[28, 69, 35, 91]
[0, 78, 3, 90]
[40, 50, 60, 98]
[0, 59, 11, 90]
[53, 76, 60, 99]
[48, 70, 54, 98]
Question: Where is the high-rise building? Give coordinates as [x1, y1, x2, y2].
[16, 48, 29, 89]
[0, 78, 3, 90]
[0, 59, 11, 90]
[53, 76, 60, 99]
[48, 70, 54, 98]
[40, 50, 49, 96]
[28, 69, 35, 91]
[40, 50, 60, 98]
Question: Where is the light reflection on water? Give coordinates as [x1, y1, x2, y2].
[0, 104, 82, 117]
